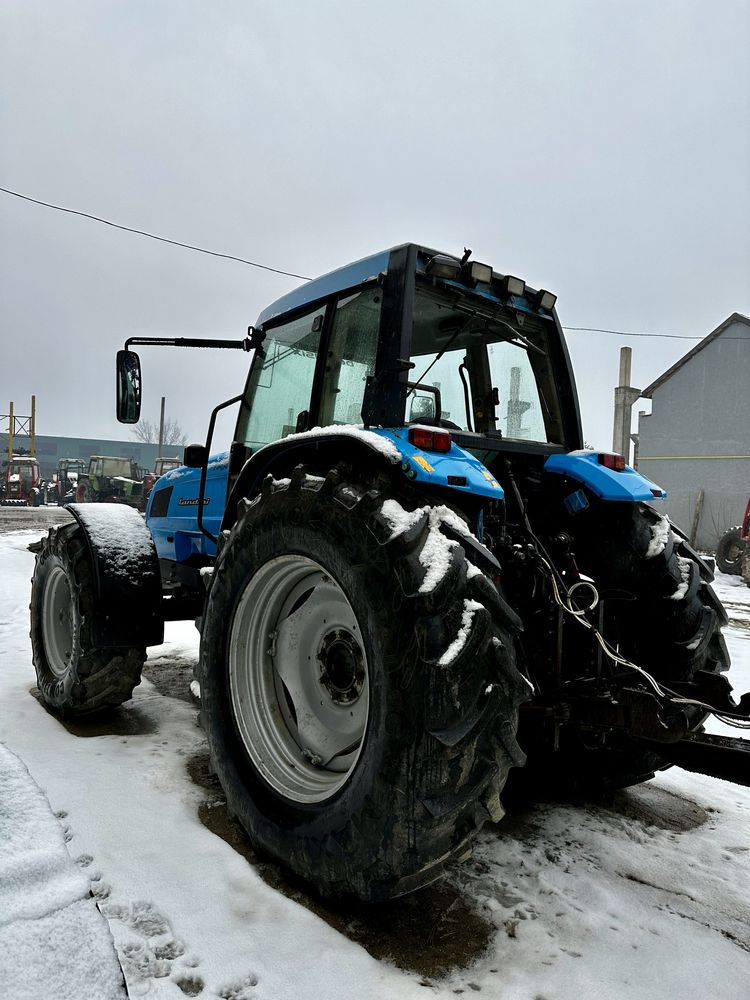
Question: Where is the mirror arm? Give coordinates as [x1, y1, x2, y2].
[124, 327, 262, 353]
[196, 393, 244, 545]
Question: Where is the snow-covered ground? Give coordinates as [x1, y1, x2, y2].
[0, 522, 748, 999]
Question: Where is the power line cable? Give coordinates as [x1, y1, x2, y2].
[563, 326, 699, 339]
[1, 185, 746, 341]
[0, 184, 312, 281]
[561, 325, 747, 341]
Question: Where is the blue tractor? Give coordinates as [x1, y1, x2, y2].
[30, 244, 748, 901]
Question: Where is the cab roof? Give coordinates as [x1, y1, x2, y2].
[254, 243, 553, 330]
[255, 246, 398, 327]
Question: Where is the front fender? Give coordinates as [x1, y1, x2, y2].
[66, 503, 163, 647]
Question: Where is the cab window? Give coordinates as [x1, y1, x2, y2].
[237, 305, 326, 449]
[318, 288, 382, 426]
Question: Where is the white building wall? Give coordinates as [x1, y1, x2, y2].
[637, 317, 750, 551]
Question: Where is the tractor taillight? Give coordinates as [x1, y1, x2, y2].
[598, 452, 626, 471]
[408, 427, 452, 452]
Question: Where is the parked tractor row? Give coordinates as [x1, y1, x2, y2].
[1, 454, 182, 508]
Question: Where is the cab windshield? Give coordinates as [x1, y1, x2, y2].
[9, 462, 36, 478]
[93, 458, 134, 478]
[409, 284, 561, 443]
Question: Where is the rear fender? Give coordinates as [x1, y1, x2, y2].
[222, 431, 398, 531]
[66, 503, 163, 647]
[222, 428, 502, 572]
[544, 450, 666, 502]
[222, 426, 503, 531]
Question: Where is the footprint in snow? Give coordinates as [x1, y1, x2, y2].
[174, 972, 205, 996]
[99, 897, 199, 991]
[217, 973, 259, 999]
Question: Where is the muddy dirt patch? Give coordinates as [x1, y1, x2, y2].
[31, 686, 160, 736]
[143, 659, 195, 703]
[603, 782, 709, 832]
[188, 751, 494, 980]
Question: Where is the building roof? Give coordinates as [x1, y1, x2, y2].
[641, 312, 750, 398]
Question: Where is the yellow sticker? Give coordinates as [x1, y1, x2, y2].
[413, 454, 434, 473]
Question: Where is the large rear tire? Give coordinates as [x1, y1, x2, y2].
[30, 523, 146, 717]
[529, 502, 731, 792]
[200, 467, 528, 901]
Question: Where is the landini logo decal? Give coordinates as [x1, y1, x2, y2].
[178, 497, 210, 506]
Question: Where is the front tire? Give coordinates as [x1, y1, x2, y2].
[200, 467, 528, 901]
[30, 523, 146, 717]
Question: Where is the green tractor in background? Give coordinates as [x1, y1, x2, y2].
[75, 455, 146, 508]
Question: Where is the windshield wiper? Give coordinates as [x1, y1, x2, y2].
[450, 302, 547, 356]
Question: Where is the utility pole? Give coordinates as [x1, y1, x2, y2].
[30, 395, 36, 457]
[612, 347, 641, 464]
[158, 396, 165, 459]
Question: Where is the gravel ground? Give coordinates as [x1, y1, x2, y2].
[0, 505, 73, 535]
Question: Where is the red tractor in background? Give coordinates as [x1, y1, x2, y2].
[716, 497, 750, 585]
[1, 456, 42, 506]
[142, 455, 182, 504]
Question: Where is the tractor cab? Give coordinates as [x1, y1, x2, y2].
[55, 458, 86, 505]
[230, 245, 582, 471]
[76, 455, 145, 507]
[154, 456, 181, 478]
[142, 457, 183, 503]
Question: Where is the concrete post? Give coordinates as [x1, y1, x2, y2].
[158, 396, 165, 459]
[612, 347, 641, 464]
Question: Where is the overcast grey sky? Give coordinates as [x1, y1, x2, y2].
[1, 0, 748, 452]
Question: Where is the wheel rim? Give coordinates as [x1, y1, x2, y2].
[229, 554, 369, 804]
[42, 564, 74, 678]
[724, 543, 742, 566]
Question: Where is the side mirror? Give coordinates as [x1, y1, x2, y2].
[116, 350, 142, 423]
[409, 394, 436, 422]
[183, 444, 207, 468]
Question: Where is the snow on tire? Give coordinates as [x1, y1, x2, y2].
[199, 465, 529, 901]
[533, 502, 732, 791]
[30, 523, 146, 717]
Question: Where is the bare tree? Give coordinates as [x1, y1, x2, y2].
[130, 416, 188, 447]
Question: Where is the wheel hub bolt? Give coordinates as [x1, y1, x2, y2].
[317, 630, 365, 705]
